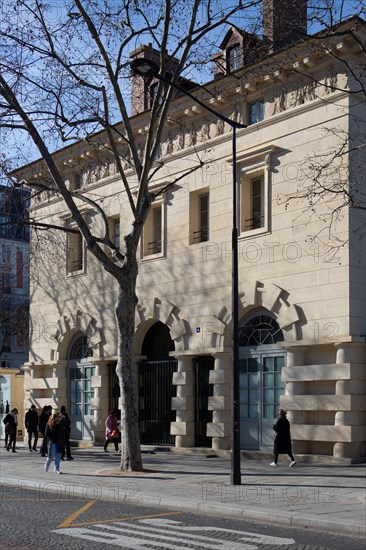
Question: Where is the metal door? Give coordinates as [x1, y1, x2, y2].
[69, 359, 95, 440]
[139, 360, 177, 445]
[240, 348, 286, 449]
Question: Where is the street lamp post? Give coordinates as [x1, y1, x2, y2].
[130, 58, 246, 485]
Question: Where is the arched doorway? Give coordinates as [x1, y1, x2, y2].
[139, 321, 177, 445]
[68, 333, 95, 440]
[239, 312, 286, 449]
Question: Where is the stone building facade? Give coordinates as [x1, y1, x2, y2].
[18, 5, 365, 459]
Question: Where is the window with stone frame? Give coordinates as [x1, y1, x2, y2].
[241, 175, 265, 232]
[239, 147, 274, 237]
[110, 217, 120, 249]
[67, 230, 84, 274]
[189, 189, 209, 244]
[248, 98, 264, 125]
[16, 249, 23, 288]
[142, 202, 164, 258]
[149, 82, 159, 108]
[227, 44, 242, 72]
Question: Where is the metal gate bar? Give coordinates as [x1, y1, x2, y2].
[194, 356, 214, 447]
[139, 360, 177, 445]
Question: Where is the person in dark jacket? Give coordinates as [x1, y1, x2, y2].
[270, 409, 296, 467]
[60, 405, 74, 461]
[38, 405, 52, 457]
[25, 404, 39, 452]
[3, 408, 18, 452]
[44, 413, 66, 474]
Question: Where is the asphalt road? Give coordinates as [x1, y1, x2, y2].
[1, 484, 364, 550]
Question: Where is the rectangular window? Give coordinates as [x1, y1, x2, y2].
[67, 231, 83, 274]
[0, 217, 10, 239]
[248, 99, 264, 125]
[74, 172, 82, 190]
[150, 82, 159, 108]
[112, 220, 120, 249]
[198, 193, 209, 243]
[241, 175, 265, 233]
[227, 44, 242, 72]
[142, 203, 164, 258]
[250, 177, 264, 230]
[190, 189, 209, 244]
[0, 272, 11, 293]
[151, 207, 162, 254]
[2, 245, 11, 264]
[16, 307, 27, 348]
[16, 250, 23, 288]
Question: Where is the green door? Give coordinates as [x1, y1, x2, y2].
[69, 359, 95, 440]
[240, 348, 285, 449]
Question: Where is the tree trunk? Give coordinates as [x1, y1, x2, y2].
[115, 258, 143, 471]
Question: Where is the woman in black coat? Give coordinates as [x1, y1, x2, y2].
[271, 409, 296, 467]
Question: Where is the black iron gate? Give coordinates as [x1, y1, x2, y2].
[194, 356, 214, 447]
[108, 362, 120, 420]
[139, 360, 177, 445]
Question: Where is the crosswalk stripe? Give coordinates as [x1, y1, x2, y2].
[53, 518, 295, 549]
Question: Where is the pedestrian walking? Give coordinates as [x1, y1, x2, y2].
[25, 404, 39, 452]
[3, 404, 9, 448]
[270, 409, 296, 467]
[3, 408, 18, 453]
[60, 405, 74, 461]
[44, 413, 66, 474]
[38, 405, 52, 457]
[103, 409, 119, 453]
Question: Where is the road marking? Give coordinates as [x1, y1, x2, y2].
[58, 500, 97, 528]
[53, 517, 296, 548]
[58, 503, 182, 529]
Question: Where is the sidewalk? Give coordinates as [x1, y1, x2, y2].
[0, 445, 365, 539]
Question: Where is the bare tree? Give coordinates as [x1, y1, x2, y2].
[0, 0, 263, 471]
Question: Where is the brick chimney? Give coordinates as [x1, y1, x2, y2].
[130, 44, 181, 116]
[263, 0, 307, 53]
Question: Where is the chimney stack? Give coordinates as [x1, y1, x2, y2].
[263, 0, 307, 53]
[129, 44, 182, 116]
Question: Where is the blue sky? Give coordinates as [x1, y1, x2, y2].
[1, 0, 364, 174]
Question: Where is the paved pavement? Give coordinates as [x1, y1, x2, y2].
[0, 444, 365, 540]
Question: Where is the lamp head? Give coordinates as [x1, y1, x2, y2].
[130, 58, 160, 77]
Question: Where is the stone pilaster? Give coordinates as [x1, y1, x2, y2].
[207, 352, 231, 450]
[333, 342, 366, 458]
[171, 355, 195, 447]
[90, 360, 111, 443]
[280, 346, 309, 454]
[51, 362, 68, 408]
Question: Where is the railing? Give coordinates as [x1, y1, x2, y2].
[244, 215, 263, 230]
[147, 240, 162, 254]
[193, 226, 209, 243]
